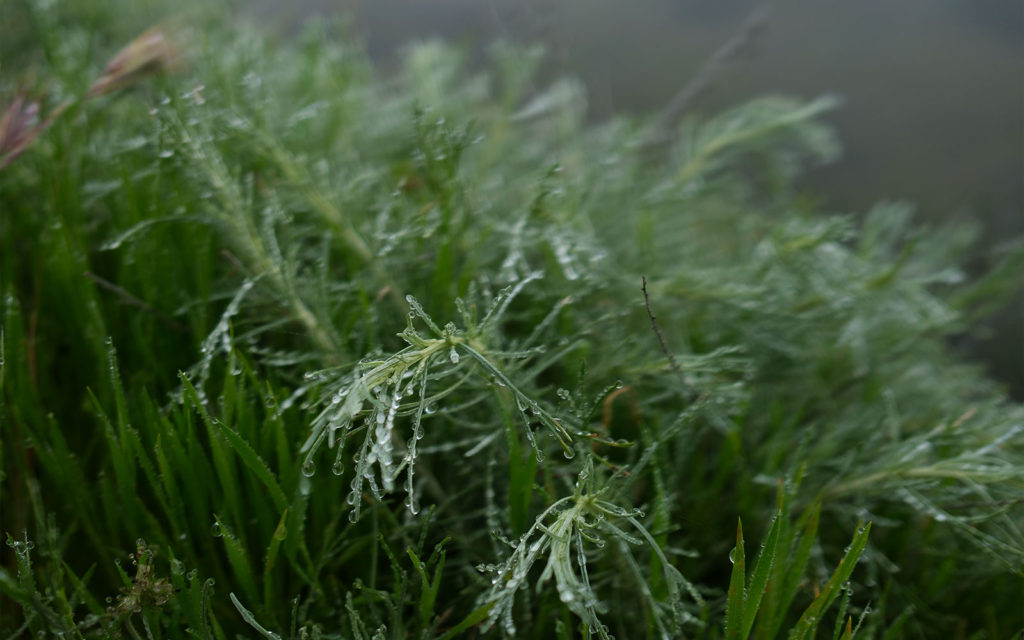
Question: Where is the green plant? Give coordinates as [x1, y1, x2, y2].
[2, 1, 1023, 638]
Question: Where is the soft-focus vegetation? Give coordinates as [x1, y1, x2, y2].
[2, 1, 1023, 638]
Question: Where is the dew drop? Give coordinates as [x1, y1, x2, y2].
[728, 547, 737, 564]
[211, 522, 222, 538]
[331, 461, 344, 476]
[424, 402, 438, 415]
[449, 347, 460, 364]
[301, 459, 317, 477]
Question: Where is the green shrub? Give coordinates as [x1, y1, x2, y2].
[2, 2, 1022, 638]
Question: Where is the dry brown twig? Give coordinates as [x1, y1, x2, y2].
[641, 276, 687, 389]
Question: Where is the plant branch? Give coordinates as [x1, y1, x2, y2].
[648, 5, 772, 144]
[641, 276, 687, 390]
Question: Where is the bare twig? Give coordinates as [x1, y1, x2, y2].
[641, 276, 687, 389]
[648, 5, 772, 144]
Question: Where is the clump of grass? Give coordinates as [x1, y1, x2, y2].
[2, 1, 1023, 638]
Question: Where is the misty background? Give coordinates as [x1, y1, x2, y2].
[247, 0, 1023, 398]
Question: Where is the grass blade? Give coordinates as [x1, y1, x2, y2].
[213, 417, 288, 513]
[790, 522, 871, 640]
[726, 518, 747, 639]
[230, 592, 282, 640]
[742, 511, 783, 639]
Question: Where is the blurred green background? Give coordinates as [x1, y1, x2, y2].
[247, 0, 1023, 398]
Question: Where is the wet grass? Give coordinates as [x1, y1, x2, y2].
[2, 1, 1023, 638]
